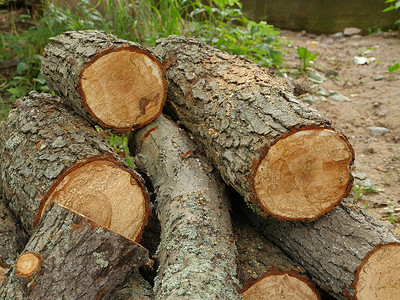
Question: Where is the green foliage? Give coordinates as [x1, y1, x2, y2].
[386, 201, 399, 224]
[107, 133, 135, 168]
[96, 127, 135, 168]
[352, 180, 384, 201]
[383, 0, 400, 26]
[0, 0, 283, 119]
[388, 63, 400, 75]
[188, 0, 282, 67]
[297, 46, 319, 72]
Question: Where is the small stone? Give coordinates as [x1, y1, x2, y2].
[325, 70, 339, 78]
[328, 91, 351, 102]
[343, 27, 362, 36]
[332, 32, 344, 39]
[367, 127, 390, 135]
[352, 171, 367, 180]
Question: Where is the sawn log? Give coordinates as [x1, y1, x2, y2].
[0, 204, 149, 299]
[245, 198, 400, 299]
[41, 30, 167, 132]
[0, 92, 150, 242]
[130, 115, 241, 299]
[152, 35, 354, 221]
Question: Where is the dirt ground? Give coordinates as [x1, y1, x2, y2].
[280, 29, 400, 234]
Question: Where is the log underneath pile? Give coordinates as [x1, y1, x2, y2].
[242, 197, 400, 299]
[0, 204, 149, 299]
[152, 35, 354, 221]
[232, 196, 320, 299]
[130, 115, 241, 299]
[41, 30, 167, 132]
[0, 92, 150, 242]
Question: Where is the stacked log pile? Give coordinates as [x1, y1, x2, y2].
[0, 30, 398, 299]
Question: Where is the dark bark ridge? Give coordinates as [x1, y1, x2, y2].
[131, 115, 241, 299]
[0, 204, 149, 299]
[152, 35, 354, 220]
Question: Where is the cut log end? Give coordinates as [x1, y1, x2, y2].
[80, 48, 166, 131]
[15, 252, 40, 278]
[253, 128, 354, 220]
[354, 243, 400, 300]
[41, 158, 149, 242]
[241, 273, 320, 300]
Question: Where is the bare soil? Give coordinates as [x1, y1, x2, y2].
[280, 30, 400, 234]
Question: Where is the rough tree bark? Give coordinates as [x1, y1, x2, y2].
[0, 198, 27, 284]
[0, 204, 150, 299]
[152, 35, 354, 221]
[41, 30, 167, 132]
[114, 269, 153, 300]
[242, 198, 400, 299]
[0, 92, 150, 242]
[129, 115, 241, 299]
[232, 198, 320, 299]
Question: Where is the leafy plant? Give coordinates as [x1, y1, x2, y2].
[96, 127, 135, 168]
[386, 201, 399, 224]
[388, 63, 400, 75]
[0, 0, 283, 119]
[352, 180, 384, 201]
[188, 0, 283, 67]
[297, 46, 319, 72]
[383, 0, 400, 26]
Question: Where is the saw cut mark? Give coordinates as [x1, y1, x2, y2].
[15, 252, 40, 278]
[241, 273, 319, 300]
[355, 243, 400, 300]
[45, 160, 146, 242]
[81, 49, 165, 129]
[254, 128, 353, 220]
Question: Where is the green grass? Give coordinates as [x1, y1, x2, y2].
[0, 0, 283, 120]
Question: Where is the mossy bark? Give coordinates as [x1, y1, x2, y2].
[245, 199, 400, 299]
[0, 92, 149, 238]
[0, 204, 149, 299]
[152, 35, 354, 221]
[130, 115, 241, 300]
[114, 269, 153, 300]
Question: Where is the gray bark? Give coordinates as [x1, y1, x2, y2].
[0, 198, 27, 269]
[41, 30, 166, 132]
[114, 270, 153, 300]
[151, 35, 353, 220]
[130, 115, 241, 300]
[0, 92, 149, 235]
[0, 204, 149, 299]
[233, 204, 311, 288]
[245, 199, 400, 299]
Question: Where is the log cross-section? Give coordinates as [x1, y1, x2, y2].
[152, 35, 354, 220]
[41, 30, 167, 132]
[0, 204, 150, 299]
[0, 92, 150, 242]
[241, 273, 320, 300]
[246, 199, 400, 299]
